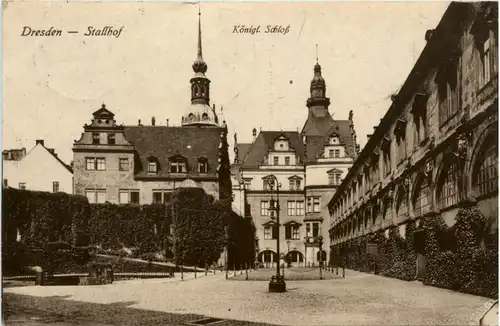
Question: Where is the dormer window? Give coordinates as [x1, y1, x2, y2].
[198, 157, 208, 173]
[329, 133, 340, 145]
[147, 157, 159, 174]
[202, 113, 209, 121]
[108, 133, 116, 145]
[169, 155, 187, 173]
[92, 133, 100, 144]
[327, 168, 343, 186]
[274, 135, 290, 151]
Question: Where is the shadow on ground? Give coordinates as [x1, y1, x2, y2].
[230, 268, 345, 281]
[3, 293, 279, 326]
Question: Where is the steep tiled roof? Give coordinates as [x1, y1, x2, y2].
[304, 120, 355, 162]
[235, 143, 252, 163]
[239, 131, 305, 169]
[123, 126, 223, 178]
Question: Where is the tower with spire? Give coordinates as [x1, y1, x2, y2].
[182, 8, 219, 127]
[306, 45, 331, 118]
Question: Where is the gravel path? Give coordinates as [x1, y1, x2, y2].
[3, 270, 495, 326]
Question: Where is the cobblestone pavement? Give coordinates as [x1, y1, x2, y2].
[3, 270, 496, 326]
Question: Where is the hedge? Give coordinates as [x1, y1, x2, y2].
[332, 199, 498, 298]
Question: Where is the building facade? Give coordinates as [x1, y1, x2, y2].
[72, 13, 230, 204]
[2, 140, 73, 194]
[232, 61, 359, 267]
[328, 2, 498, 279]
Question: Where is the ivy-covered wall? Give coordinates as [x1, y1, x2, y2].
[332, 201, 497, 298]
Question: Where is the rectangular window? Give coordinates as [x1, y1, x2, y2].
[336, 173, 342, 185]
[285, 225, 292, 239]
[153, 191, 163, 204]
[19, 182, 26, 190]
[289, 179, 301, 191]
[108, 134, 116, 145]
[3, 179, 8, 187]
[86, 157, 96, 170]
[149, 161, 157, 173]
[119, 158, 129, 171]
[273, 157, 279, 165]
[334, 149, 340, 158]
[306, 223, 311, 237]
[296, 201, 304, 215]
[178, 162, 186, 173]
[130, 191, 140, 204]
[312, 223, 319, 237]
[292, 226, 300, 240]
[306, 197, 312, 213]
[260, 201, 269, 216]
[285, 156, 290, 166]
[313, 197, 320, 212]
[383, 148, 391, 176]
[264, 227, 271, 240]
[287, 201, 296, 216]
[96, 158, 106, 171]
[482, 36, 492, 86]
[92, 133, 100, 144]
[119, 190, 130, 204]
[198, 162, 207, 173]
[329, 149, 334, 158]
[328, 174, 335, 185]
[86, 189, 106, 204]
[163, 192, 172, 204]
[263, 179, 271, 191]
[243, 179, 251, 190]
[52, 181, 59, 193]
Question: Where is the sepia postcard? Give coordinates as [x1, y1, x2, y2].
[2, 1, 499, 325]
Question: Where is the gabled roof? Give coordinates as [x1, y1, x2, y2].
[283, 220, 302, 226]
[123, 126, 223, 178]
[92, 106, 115, 119]
[327, 168, 342, 174]
[238, 131, 305, 169]
[305, 120, 355, 162]
[41, 146, 73, 173]
[262, 220, 277, 227]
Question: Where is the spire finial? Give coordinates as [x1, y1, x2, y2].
[316, 44, 318, 64]
[197, 5, 202, 60]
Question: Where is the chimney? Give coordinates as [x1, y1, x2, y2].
[252, 128, 257, 142]
[48, 148, 55, 154]
[151, 116, 156, 126]
[36, 139, 44, 146]
[166, 119, 169, 127]
[367, 134, 372, 141]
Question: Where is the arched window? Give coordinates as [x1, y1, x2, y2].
[357, 215, 362, 231]
[188, 113, 195, 120]
[413, 176, 431, 216]
[396, 186, 408, 218]
[382, 196, 392, 220]
[286, 251, 304, 263]
[202, 113, 209, 121]
[437, 162, 459, 209]
[364, 209, 370, 228]
[474, 136, 498, 197]
[198, 157, 208, 173]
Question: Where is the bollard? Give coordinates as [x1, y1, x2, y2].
[225, 264, 228, 279]
[336, 266, 339, 275]
[342, 267, 345, 278]
[245, 268, 248, 280]
[181, 265, 184, 281]
[240, 265, 243, 275]
[195, 266, 197, 278]
[205, 266, 208, 276]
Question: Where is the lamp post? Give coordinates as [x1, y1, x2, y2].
[267, 175, 286, 293]
[318, 235, 323, 280]
[286, 240, 291, 268]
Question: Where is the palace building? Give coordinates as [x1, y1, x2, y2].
[72, 12, 230, 204]
[327, 2, 498, 279]
[232, 60, 359, 267]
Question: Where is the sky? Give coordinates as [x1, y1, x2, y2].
[2, 1, 451, 163]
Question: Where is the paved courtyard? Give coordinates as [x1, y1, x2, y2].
[3, 270, 495, 325]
